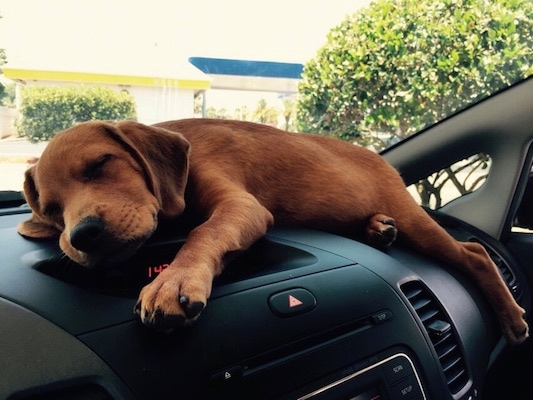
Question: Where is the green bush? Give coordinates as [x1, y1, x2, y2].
[17, 85, 137, 142]
[297, 0, 533, 149]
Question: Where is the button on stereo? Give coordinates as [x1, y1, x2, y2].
[210, 365, 243, 385]
[372, 309, 393, 324]
[383, 356, 414, 384]
[390, 374, 424, 400]
[268, 288, 317, 317]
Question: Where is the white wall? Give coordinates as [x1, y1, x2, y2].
[128, 85, 194, 125]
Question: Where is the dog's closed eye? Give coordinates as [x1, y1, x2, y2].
[83, 154, 114, 181]
[42, 201, 64, 227]
[43, 202, 62, 218]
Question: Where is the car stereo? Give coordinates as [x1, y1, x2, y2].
[290, 352, 425, 400]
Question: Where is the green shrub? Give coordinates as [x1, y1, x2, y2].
[17, 85, 137, 142]
[297, 0, 533, 149]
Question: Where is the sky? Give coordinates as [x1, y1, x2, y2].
[0, 0, 371, 71]
[0, 0, 371, 108]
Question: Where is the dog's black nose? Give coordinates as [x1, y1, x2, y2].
[70, 217, 105, 252]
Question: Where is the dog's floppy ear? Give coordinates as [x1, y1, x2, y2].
[109, 121, 191, 217]
[17, 166, 61, 239]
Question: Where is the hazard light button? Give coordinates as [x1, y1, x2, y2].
[268, 288, 317, 317]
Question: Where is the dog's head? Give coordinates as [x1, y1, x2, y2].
[17, 120, 190, 267]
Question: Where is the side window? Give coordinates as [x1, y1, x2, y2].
[407, 153, 491, 209]
[513, 167, 533, 233]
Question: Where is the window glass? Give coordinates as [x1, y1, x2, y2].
[407, 153, 491, 209]
[0, 0, 531, 195]
[513, 165, 533, 233]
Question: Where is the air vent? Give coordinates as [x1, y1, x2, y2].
[401, 280, 469, 395]
[470, 239, 522, 302]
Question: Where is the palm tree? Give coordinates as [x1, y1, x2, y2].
[281, 98, 297, 131]
[251, 99, 279, 125]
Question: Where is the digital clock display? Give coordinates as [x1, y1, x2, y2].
[34, 241, 183, 298]
[34, 236, 314, 298]
[147, 263, 170, 278]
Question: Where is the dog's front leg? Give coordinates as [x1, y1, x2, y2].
[135, 194, 274, 331]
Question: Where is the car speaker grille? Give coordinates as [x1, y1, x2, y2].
[401, 280, 469, 395]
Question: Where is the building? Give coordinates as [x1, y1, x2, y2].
[2, 58, 304, 126]
[3, 63, 211, 125]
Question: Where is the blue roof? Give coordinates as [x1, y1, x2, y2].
[189, 57, 303, 79]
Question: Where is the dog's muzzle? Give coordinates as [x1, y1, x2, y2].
[70, 216, 107, 253]
[69, 216, 145, 267]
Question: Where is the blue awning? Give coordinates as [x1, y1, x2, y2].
[189, 57, 303, 79]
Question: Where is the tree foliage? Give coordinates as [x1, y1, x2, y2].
[17, 85, 137, 142]
[204, 98, 284, 126]
[297, 0, 533, 149]
[250, 99, 279, 124]
[281, 98, 298, 131]
[1, 82, 15, 107]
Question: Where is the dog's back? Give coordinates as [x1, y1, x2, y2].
[155, 119, 407, 232]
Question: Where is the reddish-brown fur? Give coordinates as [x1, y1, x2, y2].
[18, 119, 528, 344]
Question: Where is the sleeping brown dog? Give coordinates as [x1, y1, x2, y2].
[18, 118, 528, 344]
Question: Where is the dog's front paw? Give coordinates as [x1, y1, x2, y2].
[133, 266, 213, 332]
[366, 214, 398, 248]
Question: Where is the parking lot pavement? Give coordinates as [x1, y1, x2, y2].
[1, 162, 28, 192]
[0, 137, 46, 192]
[0, 137, 48, 158]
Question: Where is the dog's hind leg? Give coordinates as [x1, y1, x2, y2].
[392, 203, 528, 345]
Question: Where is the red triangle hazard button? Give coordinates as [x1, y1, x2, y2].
[268, 288, 317, 317]
[288, 295, 303, 308]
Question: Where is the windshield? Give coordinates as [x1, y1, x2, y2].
[0, 0, 531, 193]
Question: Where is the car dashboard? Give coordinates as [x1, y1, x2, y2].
[0, 208, 529, 400]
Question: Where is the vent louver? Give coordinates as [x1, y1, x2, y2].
[470, 239, 522, 302]
[401, 280, 469, 395]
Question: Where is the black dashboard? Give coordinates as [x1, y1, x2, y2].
[0, 208, 529, 400]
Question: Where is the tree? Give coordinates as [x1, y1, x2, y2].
[297, 0, 533, 149]
[416, 153, 490, 208]
[205, 106, 231, 119]
[1, 82, 15, 107]
[0, 48, 5, 68]
[251, 99, 279, 125]
[281, 98, 298, 131]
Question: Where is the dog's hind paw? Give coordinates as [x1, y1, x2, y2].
[501, 308, 529, 345]
[366, 214, 398, 248]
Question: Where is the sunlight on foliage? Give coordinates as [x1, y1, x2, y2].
[297, 0, 533, 150]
